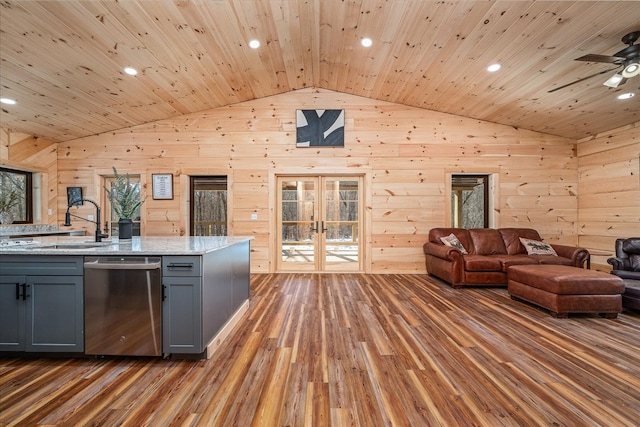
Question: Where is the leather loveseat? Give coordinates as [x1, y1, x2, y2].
[424, 228, 590, 288]
[608, 237, 640, 310]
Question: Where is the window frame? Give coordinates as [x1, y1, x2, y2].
[0, 167, 33, 224]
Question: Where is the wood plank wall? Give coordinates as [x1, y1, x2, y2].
[0, 130, 58, 226]
[52, 88, 581, 273]
[577, 123, 640, 270]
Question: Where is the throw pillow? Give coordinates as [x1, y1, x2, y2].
[519, 237, 557, 256]
[630, 255, 640, 272]
[440, 233, 468, 254]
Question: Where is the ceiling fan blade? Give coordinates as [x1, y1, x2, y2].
[612, 44, 640, 59]
[547, 67, 620, 93]
[575, 54, 625, 64]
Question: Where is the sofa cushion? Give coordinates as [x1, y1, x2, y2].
[440, 233, 468, 254]
[499, 255, 539, 272]
[429, 228, 473, 253]
[499, 228, 542, 255]
[519, 237, 557, 256]
[468, 229, 506, 255]
[622, 238, 640, 255]
[463, 255, 503, 272]
[535, 255, 573, 266]
[612, 269, 640, 280]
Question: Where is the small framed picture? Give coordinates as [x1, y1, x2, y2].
[67, 186, 83, 206]
[152, 174, 173, 200]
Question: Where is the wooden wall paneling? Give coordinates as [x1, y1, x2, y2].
[54, 88, 587, 273]
[577, 123, 640, 269]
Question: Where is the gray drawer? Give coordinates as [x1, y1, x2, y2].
[162, 256, 202, 277]
[0, 255, 84, 276]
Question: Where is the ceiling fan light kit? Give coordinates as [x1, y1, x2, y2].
[552, 30, 640, 94]
[621, 62, 640, 78]
[603, 73, 624, 88]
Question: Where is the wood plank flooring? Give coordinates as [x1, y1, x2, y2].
[1, 273, 639, 426]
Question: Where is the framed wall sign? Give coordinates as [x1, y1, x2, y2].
[152, 173, 173, 200]
[66, 186, 83, 206]
[296, 109, 345, 147]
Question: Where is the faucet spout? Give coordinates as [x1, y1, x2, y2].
[64, 198, 109, 242]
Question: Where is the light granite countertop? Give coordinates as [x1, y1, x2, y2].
[0, 235, 253, 256]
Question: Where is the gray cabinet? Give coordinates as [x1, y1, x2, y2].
[0, 256, 84, 353]
[162, 256, 203, 354]
[162, 242, 250, 356]
[0, 275, 26, 350]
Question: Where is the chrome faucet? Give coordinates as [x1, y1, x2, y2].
[63, 198, 109, 242]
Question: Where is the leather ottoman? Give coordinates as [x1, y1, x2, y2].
[507, 265, 625, 318]
[621, 279, 640, 310]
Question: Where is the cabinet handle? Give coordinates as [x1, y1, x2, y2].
[162, 285, 167, 301]
[21, 283, 29, 300]
[167, 263, 193, 270]
[15, 283, 21, 300]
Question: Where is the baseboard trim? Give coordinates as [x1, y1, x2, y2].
[204, 300, 249, 359]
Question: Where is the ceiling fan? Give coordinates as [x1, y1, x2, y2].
[548, 30, 640, 93]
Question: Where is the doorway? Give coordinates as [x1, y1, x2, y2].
[451, 174, 489, 228]
[190, 176, 228, 236]
[277, 175, 363, 272]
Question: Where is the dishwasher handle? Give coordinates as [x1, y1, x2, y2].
[84, 260, 161, 270]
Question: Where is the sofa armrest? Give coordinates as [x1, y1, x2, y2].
[550, 244, 590, 267]
[423, 241, 464, 260]
[607, 256, 630, 271]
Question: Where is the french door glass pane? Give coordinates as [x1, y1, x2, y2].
[324, 179, 358, 264]
[281, 180, 316, 264]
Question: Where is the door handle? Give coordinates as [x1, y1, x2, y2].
[310, 221, 318, 233]
[321, 221, 328, 233]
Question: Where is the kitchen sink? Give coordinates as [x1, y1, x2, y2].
[35, 242, 113, 249]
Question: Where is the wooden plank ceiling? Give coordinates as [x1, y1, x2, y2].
[0, 0, 639, 143]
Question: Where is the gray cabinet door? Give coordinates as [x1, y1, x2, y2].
[0, 275, 26, 351]
[162, 276, 202, 354]
[26, 275, 84, 352]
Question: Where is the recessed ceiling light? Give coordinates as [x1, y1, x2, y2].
[487, 63, 501, 72]
[361, 37, 373, 48]
[124, 67, 138, 76]
[617, 92, 635, 100]
[249, 39, 260, 49]
[0, 98, 17, 105]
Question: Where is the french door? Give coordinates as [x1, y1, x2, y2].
[277, 175, 362, 272]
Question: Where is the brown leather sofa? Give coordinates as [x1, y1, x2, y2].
[607, 237, 640, 310]
[424, 228, 590, 288]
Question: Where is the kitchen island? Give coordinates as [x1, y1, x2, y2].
[0, 236, 252, 359]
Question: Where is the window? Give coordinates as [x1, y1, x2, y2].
[0, 167, 33, 224]
[190, 176, 228, 236]
[451, 174, 489, 228]
[103, 174, 142, 237]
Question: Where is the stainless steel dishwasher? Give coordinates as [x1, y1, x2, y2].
[84, 256, 162, 356]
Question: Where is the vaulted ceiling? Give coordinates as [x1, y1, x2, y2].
[1, 0, 639, 143]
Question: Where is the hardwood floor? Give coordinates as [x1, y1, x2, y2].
[1, 273, 639, 426]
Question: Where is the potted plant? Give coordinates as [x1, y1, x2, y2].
[104, 167, 145, 239]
